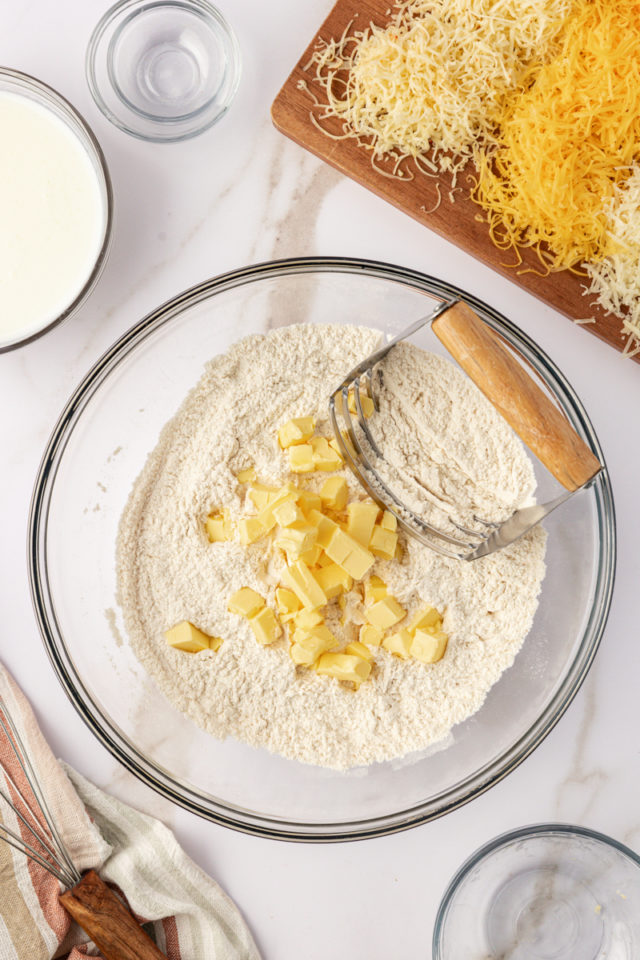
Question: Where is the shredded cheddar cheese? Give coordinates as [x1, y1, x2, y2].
[584, 167, 640, 357]
[473, 0, 640, 271]
[306, 0, 572, 181]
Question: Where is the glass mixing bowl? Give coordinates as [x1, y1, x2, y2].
[433, 824, 640, 959]
[29, 258, 615, 840]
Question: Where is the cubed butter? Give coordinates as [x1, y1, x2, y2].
[345, 641, 374, 662]
[363, 575, 387, 606]
[307, 509, 339, 548]
[237, 516, 267, 545]
[408, 605, 441, 633]
[369, 525, 398, 560]
[359, 624, 384, 647]
[367, 595, 406, 629]
[294, 608, 324, 630]
[316, 653, 371, 686]
[275, 587, 301, 616]
[324, 527, 375, 581]
[380, 510, 397, 531]
[320, 476, 348, 512]
[228, 587, 265, 619]
[278, 417, 315, 448]
[288, 443, 315, 473]
[257, 488, 297, 532]
[347, 391, 375, 418]
[281, 560, 327, 610]
[248, 482, 281, 511]
[310, 436, 343, 471]
[314, 563, 353, 599]
[411, 628, 448, 663]
[347, 501, 380, 546]
[236, 467, 256, 483]
[165, 621, 215, 653]
[382, 629, 413, 659]
[273, 500, 305, 528]
[296, 490, 322, 514]
[290, 625, 337, 666]
[300, 543, 323, 567]
[205, 512, 231, 542]
[249, 606, 282, 645]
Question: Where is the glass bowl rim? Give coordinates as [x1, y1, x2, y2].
[85, 0, 242, 143]
[0, 66, 114, 353]
[28, 256, 616, 842]
[432, 821, 640, 957]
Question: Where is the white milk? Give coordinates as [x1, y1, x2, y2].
[0, 91, 106, 346]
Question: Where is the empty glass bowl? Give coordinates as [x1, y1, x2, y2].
[29, 258, 615, 840]
[86, 0, 241, 141]
[433, 823, 640, 959]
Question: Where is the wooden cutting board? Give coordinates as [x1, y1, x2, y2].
[272, 0, 636, 362]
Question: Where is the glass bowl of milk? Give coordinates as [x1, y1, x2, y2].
[0, 68, 112, 352]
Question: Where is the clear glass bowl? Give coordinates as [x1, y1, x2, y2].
[86, 0, 241, 142]
[433, 823, 640, 959]
[0, 68, 113, 352]
[28, 258, 615, 840]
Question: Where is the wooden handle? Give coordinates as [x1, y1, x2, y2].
[60, 870, 166, 960]
[432, 302, 601, 491]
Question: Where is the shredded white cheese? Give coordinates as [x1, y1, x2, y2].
[306, 0, 572, 180]
[583, 167, 640, 357]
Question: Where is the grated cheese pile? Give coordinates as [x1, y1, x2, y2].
[472, 0, 640, 271]
[583, 167, 640, 358]
[305, 0, 572, 180]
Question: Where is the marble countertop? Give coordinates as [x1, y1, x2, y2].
[2, 1, 640, 957]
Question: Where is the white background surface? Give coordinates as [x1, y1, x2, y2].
[1, 2, 640, 957]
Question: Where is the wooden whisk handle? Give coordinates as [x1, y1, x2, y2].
[432, 302, 602, 491]
[60, 870, 166, 960]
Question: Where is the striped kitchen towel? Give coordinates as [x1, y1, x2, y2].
[0, 664, 261, 960]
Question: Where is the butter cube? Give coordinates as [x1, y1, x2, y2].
[237, 467, 256, 483]
[408, 605, 441, 633]
[316, 653, 371, 686]
[165, 621, 214, 653]
[248, 482, 281, 511]
[317, 552, 333, 568]
[363, 575, 387, 606]
[228, 587, 265, 619]
[257, 488, 297, 532]
[294, 608, 324, 630]
[238, 516, 267, 545]
[345, 641, 374, 662]
[281, 560, 327, 610]
[296, 490, 322, 514]
[411, 628, 448, 663]
[278, 417, 315, 448]
[380, 510, 397, 531]
[290, 625, 337, 666]
[347, 501, 380, 546]
[320, 476, 348, 512]
[314, 563, 353, 599]
[289, 443, 315, 473]
[205, 512, 232, 542]
[347, 391, 375, 418]
[369, 525, 398, 560]
[300, 543, 323, 567]
[382, 629, 413, 659]
[249, 607, 282, 645]
[367, 595, 406, 630]
[275, 587, 301, 616]
[273, 500, 305, 527]
[275, 522, 318, 561]
[360, 624, 384, 647]
[307, 509, 339, 548]
[325, 527, 375, 581]
[310, 436, 343, 471]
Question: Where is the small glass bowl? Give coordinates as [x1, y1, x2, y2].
[86, 0, 241, 142]
[433, 823, 640, 959]
[0, 69, 112, 353]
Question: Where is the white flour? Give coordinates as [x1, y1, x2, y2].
[117, 324, 546, 769]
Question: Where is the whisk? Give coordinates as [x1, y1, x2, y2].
[0, 691, 165, 960]
[330, 299, 603, 560]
